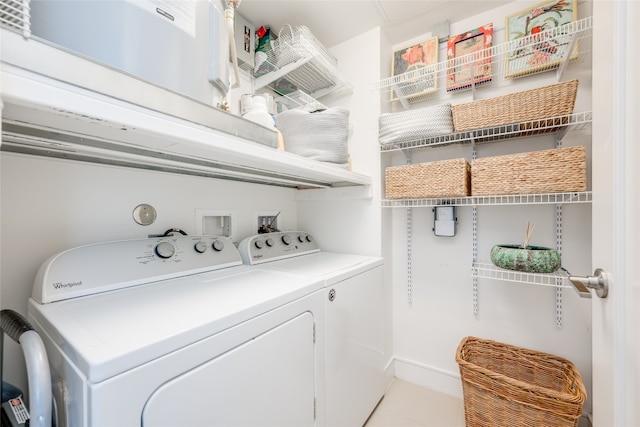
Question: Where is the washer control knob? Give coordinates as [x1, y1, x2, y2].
[254, 240, 264, 249]
[266, 238, 274, 247]
[212, 240, 224, 252]
[297, 235, 305, 243]
[282, 234, 292, 245]
[194, 241, 207, 253]
[305, 234, 313, 243]
[155, 242, 175, 259]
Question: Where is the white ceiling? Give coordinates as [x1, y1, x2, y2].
[237, 0, 504, 48]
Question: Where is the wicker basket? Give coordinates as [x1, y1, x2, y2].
[451, 80, 579, 132]
[385, 158, 470, 199]
[471, 146, 586, 196]
[456, 336, 587, 427]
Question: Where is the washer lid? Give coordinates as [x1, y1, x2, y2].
[28, 267, 323, 383]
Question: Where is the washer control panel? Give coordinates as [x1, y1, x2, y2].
[32, 236, 242, 304]
[237, 231, 320, 265]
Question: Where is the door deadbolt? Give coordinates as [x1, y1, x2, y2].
[568, 268, 609, 299]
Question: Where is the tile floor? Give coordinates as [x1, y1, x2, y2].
[364, 379, 465, 427]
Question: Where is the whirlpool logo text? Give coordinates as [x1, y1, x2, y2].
[52, 281, 83, 289]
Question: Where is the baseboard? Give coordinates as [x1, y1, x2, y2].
[382, 357, 395, 392]
[392, 357, 463, 399]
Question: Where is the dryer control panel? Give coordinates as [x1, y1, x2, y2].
[32, 236, 242, 304]
[238, 232, 320, 265]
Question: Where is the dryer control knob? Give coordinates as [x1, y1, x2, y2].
[282, 234, 292, 245]
[254, 240, 264, 249]
[155, 242, 175, 259]
[297, 235, 305, 243]
[212, 240, 224, 252]
[266, 238, 274, 247]
[194, 241, 207, 253]
[305, 234, 313, 243]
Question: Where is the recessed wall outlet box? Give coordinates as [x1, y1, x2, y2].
[234, 12, 255, 70]
[196, 209, 237, 242]
[433, 206, 457, 237]
[255, 210, 281, 234]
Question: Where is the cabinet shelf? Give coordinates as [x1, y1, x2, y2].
[372, 17, 592, 104]
[382, 191, 591, 208]
[0, 29, 370, 190]
[380, 111, 592, 152]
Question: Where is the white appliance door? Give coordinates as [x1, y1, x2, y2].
[142, 312, 316, 426]
[325, 266, 385, 427]
[592, 2, 640, 426]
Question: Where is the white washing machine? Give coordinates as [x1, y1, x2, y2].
[27, 235, 326, 427]
[238, 231, 386, 427]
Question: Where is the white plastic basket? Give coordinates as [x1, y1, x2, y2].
[276, 107, 350, 166]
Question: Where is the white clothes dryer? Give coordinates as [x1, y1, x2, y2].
[238, 231, 386, 427]
[28, 235, 326, 427]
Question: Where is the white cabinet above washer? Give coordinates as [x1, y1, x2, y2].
[0, 29, 371, 190]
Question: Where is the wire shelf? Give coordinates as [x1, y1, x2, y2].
[253, 25, 351, 99]
[379, 111, 591, 152]
[372, 17, 592, 104]
[0, 0, 30, 37]
[472, 262, 571, 289]
[275, 90, 327, 113]
[382, 191, 592, 208]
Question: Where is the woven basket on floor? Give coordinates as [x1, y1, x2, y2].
[456, 336, 586, 427]
[471, 146, 586, 196]
[451, 80, 578, 132]
[385, 158, 470, 199]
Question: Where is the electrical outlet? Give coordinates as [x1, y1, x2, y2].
[195, 209, 237, 242]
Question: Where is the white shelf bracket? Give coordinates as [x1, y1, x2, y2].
[556, 29, 579, 81]
[555, 204, 564, 328]
[471, 139, 479, 315]
[405, 151, 413, 304]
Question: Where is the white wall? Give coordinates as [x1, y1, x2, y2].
[382, 0, 594, 415]
[296, 27, 383, 258]
[0, 152, 297, 393]
[296, 26, 393, 377]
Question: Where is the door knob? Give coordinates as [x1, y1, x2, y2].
[568, 268, 609, 299]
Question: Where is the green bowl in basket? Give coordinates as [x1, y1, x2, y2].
[490, 244, 561, 274]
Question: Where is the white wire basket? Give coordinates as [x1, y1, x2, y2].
[272, 25, 337, 69]
[254, 25, 349, 98]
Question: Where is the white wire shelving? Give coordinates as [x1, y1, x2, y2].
[379, 111, 592, 152]
[251, 25, 352, 100]
[376, 16, 594, 323]
[382, 191, 592, 208]
[472, 262, 571, 289]
[372, 17, 592, 106]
